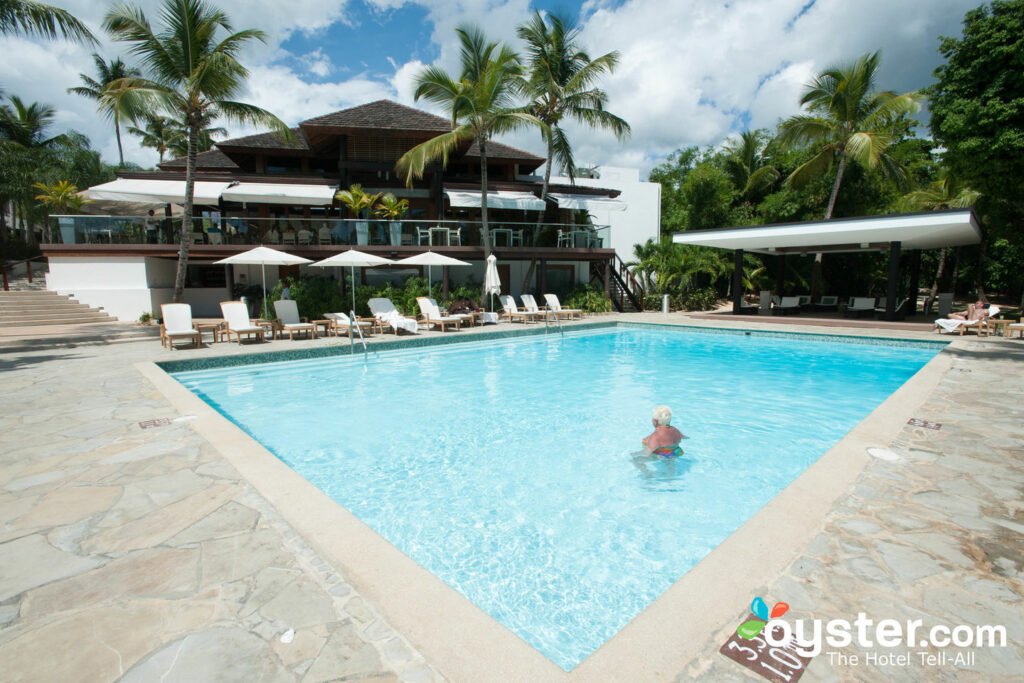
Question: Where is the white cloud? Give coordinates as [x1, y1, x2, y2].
[300, 48, 333, 77]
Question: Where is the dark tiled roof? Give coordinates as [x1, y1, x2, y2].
[465, 139, 544, 162]
[301, 99, 452, 132]
[216, 128, 309, 150]
[158, 148, 239, 170]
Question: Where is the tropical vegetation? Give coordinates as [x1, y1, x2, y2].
[68, 53, 141, 167]
[0, 0, 94, 42]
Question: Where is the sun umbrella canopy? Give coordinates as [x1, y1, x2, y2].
[311, 250, 394, 268]
[214, 246, 312, 266]
[483, 254, 501, 295]
[394, 251, 471, 267]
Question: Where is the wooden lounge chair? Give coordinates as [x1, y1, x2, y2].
[520, 294, 551, 321]
[874, 298, 911, 319]
[160, 303, 201, 349]
[220, 301, 266, 344]
[543, 293, 582, 320]
[368, 298, 419, 334]
[273, 299, 316, 340]
[416, 297, 462, 332]
[500, 295, 545, 323]
[325, 312, 374, 338]
[771, 296, 801, 316]
[425, 297, 473, 327]
[845, 297, 876, 318]
[935, 305, 999, 335]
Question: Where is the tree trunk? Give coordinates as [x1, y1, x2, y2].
[479, 137, 491, 260]
[114, 112, 125, 168]
[950, 248, 961, 298]
[973, 239, 988, 303]
[521, 259, 536, 294]
[535, 134, 554, 228]
[923, 247, 947, 314]
[41, 211, 51, 243]
[173, 120, 197, 303]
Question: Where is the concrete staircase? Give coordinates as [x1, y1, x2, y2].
[0, 290, 116, 327]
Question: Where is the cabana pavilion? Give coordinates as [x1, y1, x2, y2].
[672, 209, 982, 320]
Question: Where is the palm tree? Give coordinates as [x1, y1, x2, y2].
[104, 0, 292, 303]
[396, 26, 535, 260]
[0, 0, 95, 43]
[899, 172, 980, 313]
[516, 11, 629, 213]
[68, 54, 141, 167]
[34, 179, 87, 241]
[777, 52, 922, 296]
[722, 130, 778, 200]
[126, 115, 181, 162]
[166, 122, 226, 158]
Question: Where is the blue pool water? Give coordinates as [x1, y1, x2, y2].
[172, 326, 940, 670]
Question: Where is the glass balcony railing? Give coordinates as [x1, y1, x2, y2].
[47, 216, 611, 250]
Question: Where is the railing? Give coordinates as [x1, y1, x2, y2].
[611, 253, 645, 310]
[46, 216, 611, 251]
[1, 256, 48, 291]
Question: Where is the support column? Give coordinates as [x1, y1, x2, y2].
[442, 265, 449, 298]
[603, 260, 610, 299]
[539, 259, 547, 295]
[907, 250, 921, 317]
[774, 254, 785, 295]
[885, 241, 901, 321]
[732, 249, 744, 314]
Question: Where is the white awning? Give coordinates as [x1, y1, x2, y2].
[445, 189, 546, 211]
[550, 193, 626, 212]
[672, 210, 982, 254]
[87, 178, 234, 204]
[221, 182, 336, 205]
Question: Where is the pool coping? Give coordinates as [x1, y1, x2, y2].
[137, 322, 955, 682]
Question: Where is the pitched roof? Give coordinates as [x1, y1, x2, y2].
[301, 99, 452, 132]
[158, 148, 239, 170]
[465, 139, 544, 162]
[215, 128, 309, 151]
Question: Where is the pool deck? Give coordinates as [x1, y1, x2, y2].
[0, 312, 1021, 681]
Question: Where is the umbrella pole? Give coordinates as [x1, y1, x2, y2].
[261, 263, 268, 320]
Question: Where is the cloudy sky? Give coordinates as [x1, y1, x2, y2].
[0, 0, 978, 176]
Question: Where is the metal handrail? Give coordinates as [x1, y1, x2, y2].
[350, 310, 368, 355]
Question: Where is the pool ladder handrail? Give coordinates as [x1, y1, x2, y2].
[544, 306, 564, 338]
[349, 310, 368, 354]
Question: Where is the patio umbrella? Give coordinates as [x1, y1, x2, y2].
[483, 254, 501, 311]
[215, 246, 312, 319]
[311, 249, 394, 315]
[394, 251, 472, 295]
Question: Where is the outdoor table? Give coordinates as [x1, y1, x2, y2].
[491, 228, 513, 246]
[253, 319, 279, 340]
[985, 319, 1015, 337]
[194, 322, 223, 344]
[429, 226, 451, 245]
[569, 230, 592, 247]
[312, 319, 333, 337]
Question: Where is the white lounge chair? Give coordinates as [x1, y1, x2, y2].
[325, 312, 373, 338]
[875, 298, 910, 317]
[520, 294, 551, 321]
[416, 296, 462, 332]
[500, 295, 545, 323]
[845, 297, 876, 318]
[273, 299, 316, 340]
[543, 293, 582, 320]
[935, 305, 999, 335]
[367, 298, 419, 335]
[425, 297, 473, 327]
[160, 303, 201, 349]
[220, 301, 266, 344]
[771, 296, 801, 316]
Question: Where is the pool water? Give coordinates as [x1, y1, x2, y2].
[173, 327, 940, 670]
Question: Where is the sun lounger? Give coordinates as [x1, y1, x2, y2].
[220, 301, 266, 344]
[1008, 321, 1024, 338]
[416, 297, 462, 332]
[500, 295, 545, 323]
[543, 293, 582, 320]
[273, 299, 316, 340]
[845, 297, 876, 318]
[520, 294, 551, 321]
[935, 305, 999, 335]
[367, 298, 419, 334]
[424, 297, 474, 327]
[325, 312, 373, 338]
[771, 296, 801, 316]
[160, 303, 201, 349]
[809, 295, 838, 311]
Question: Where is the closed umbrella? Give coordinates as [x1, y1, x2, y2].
[394, 251, 472, 294]
[312, 249, 394, 315]
[483, 253, 501, 311]
[215, 246, 312, 319]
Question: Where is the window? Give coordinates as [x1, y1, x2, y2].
[187, 265, 227, 288]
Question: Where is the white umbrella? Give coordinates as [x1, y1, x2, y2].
[483, 253, 501, 311]
[215, 246, 312, 319]
[394, 251, 472, 295]
[311, 249, 394, 315]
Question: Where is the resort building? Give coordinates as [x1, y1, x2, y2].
[42, 100, 657, 320]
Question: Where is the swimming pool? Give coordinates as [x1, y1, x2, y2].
[172, 325, 942, 670]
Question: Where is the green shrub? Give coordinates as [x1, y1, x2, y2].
[564, 284, 612, 313]
[642, 293, 662, 311]
[269, 275, 345, 320]
[138, 311, 154, 324]
[676, 287, 719, 311]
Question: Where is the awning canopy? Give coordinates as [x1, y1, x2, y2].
[221, 182, 336, 205]
[87, 179, 234, 204]
[445, 189, 546, 211]
[88, 178, 337, 206]
[672, 210, 981, 254]
[550, 193, 626, 212]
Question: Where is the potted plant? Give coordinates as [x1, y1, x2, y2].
[335, 184, 382, 245]
[374, 193, 409, 246]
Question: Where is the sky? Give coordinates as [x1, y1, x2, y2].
[0, 0, 980, 178]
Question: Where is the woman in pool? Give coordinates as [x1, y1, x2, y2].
[642, 405, 685, 458]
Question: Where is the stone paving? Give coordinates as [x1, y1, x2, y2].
[682, 338, 1024, 681]
[0, 314, 1021, 681]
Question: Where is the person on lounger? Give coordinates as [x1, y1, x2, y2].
[642, 405, 685, 458]
[947, 300, 986, 321]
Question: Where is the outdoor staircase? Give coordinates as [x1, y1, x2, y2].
[591, 256, 644, 313]
[0, 290, 115, 327]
